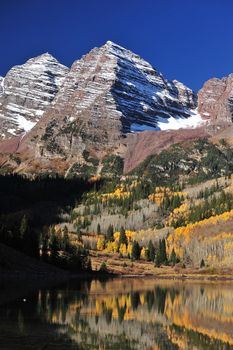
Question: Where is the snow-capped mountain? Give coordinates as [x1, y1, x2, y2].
[0, 53, 69, 139]
[0, 42, 202, 143]
[1, 41, 233, 176]
[20, 41, 201, 160]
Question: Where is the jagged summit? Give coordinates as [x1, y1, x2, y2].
[0, 54, 69, 138]
[26, 52, 64, 65]
[0, 42, 233, 177]
[19, 40, 199, 165]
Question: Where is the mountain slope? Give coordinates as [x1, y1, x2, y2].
[0, 53, 69, 139]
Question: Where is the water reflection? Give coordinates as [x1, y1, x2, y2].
[1, 278, 233, 349]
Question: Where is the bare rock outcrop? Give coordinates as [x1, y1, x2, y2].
[198, 74, 233, 128]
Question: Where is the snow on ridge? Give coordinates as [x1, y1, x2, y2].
[130, 110, 206, 133]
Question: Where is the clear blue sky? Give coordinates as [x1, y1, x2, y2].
[1, 0, 233, 91]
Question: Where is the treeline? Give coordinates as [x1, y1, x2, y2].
[0, 174, 96, 215]
[98, 226, 178, 267]
[41, 226, 91, 271]
[0, 174, 98, 271]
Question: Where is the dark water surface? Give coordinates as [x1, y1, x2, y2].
[1, 277, 233, 349]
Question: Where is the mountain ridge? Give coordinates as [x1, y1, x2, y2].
[0, 41, 232, 176]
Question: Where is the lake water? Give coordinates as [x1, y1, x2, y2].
[1, 277, 233, 349]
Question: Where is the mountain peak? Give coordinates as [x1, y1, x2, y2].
[27, 52, 62, 65]
[102, 40, 138, 57]
[104, 40, 127, 49]
[0, 52, 69, 139]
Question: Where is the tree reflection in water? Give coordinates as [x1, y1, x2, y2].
[1, 278, 233, 349]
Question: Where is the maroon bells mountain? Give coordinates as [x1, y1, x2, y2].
[0, 41, 232, 175]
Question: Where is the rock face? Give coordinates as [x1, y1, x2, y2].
[198, 75, 233, 128]
[0, 77, 4, 96]
[0, 53, 69, 139]
[23, 41, 199, 162]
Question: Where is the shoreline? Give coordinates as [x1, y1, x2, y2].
[1, 269, 233, 282]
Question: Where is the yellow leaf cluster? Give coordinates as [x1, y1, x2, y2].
[114, 230, 135, 243]
[119, 243, 127, 256]
[148, 187, 187, 205]
[140, 247, 147, 259]
[97, 236, 105, 251]
[104, 240, 119, 253]
[100, 184, 131, 201]
[167, 209, 233, 260]
[167, 203, 190, 226]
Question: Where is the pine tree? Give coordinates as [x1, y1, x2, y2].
[19, 215, 35, 255]
[97, 223, 101, 235]
[160, 238, 167, 264]
[200, 259, 205, 268]
[19, 215, 28, 241]
[170, 248, 177, 266]
[106, 224, 114, 241]
[131, 241, 140, 260]
[155, 239, 167, 267]
[148, 240, 155, 261]
[49, 231, 60, 258]
[62, 228, 69, 251]
[119, 227, 127, 246]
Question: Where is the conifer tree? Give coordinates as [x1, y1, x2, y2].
[131, 241, 140, 260]
[97, 223, 101, 235]
[19, 215, 28, 241]
[62, 227, 69, 251]
[119, 227, 127, 246]
[170, 248, 177, 266]
[148, 240, 155, 261]
[106, 224, 114, 241]
[200, 259, 205, 268]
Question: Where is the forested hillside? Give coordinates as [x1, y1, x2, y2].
[2, 138, 233, 274]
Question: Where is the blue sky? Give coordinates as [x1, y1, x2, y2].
[1, 0, 233, 91]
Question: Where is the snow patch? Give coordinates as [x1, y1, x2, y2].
[7, 128, 16, 135]
[130, 110, 206, 132]
[16, 115, 36, 132]
[157, 112, 206, 131]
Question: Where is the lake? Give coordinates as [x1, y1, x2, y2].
[1, 277, 233, 349]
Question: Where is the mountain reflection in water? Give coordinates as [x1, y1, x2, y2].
[1, 278, 233, 349]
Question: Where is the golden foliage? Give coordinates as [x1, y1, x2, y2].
[167, 209, 233, 262]
[97, 236, 105, 251]
[148, 187, 187, 205]
[167, 203, 190, 226]
[119, 243, 128, 256]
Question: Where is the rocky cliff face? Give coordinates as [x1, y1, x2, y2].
[0, 77, 4, 96]
[0, 54, 69, 139]
[198, 74, 233, 128]
[22, 41, 199, 163]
